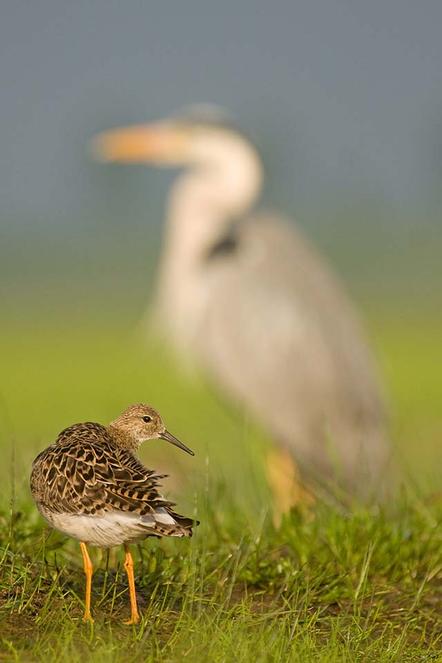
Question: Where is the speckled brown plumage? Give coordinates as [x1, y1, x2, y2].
[30, 404, 197, 624]
[31, 422, 193, 537]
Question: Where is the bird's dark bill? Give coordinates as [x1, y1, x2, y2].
[160, 430, 195, 456]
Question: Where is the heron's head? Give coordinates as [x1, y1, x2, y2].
[108, 403, 194, 454]
[91, 105, 260, 171]
[92, 106, 263, 214]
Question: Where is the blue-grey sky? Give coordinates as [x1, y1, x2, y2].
[1, 0, 442, 228]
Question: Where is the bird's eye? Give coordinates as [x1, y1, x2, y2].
[142, 415, 152, 423]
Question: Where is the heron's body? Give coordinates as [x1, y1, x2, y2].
[93, 109, 391, 498]
[158, 213, 386, 489]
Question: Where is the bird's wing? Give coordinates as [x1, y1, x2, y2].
[197, 214, 387, 485]
[32, 434, 193, 533]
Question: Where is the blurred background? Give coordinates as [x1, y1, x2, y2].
[1, 1, 441, 508]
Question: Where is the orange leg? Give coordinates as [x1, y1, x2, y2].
[123, 545, 140, 625]
[79, 542, 94, 623]
[266, 448, 315, 527]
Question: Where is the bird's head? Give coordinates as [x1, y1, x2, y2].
[108, 403, 194, 455]
[91, 105, 261, 170]
[91, 106, 263, 215]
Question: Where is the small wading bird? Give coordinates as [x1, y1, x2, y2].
[30, 404, 196, 624]
[92, 107, 390, 507]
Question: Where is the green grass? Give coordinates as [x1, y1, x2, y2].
[1, 306, 442, 661]
[2, 496, 442, 661]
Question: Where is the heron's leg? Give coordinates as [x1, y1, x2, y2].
[79, 541, 94, 623]
[123, 545, 140, 624]
[265, 448, 315, 526]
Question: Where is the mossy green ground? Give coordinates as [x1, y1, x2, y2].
[1, 304, 441, 662]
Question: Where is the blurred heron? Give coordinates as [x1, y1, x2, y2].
[92, 107, 391, 506]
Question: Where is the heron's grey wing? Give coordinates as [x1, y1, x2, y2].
[198, 214, 389, 491]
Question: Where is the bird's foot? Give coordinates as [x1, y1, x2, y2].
[82, 613, 94, 624]
[124, 613, 140, 625]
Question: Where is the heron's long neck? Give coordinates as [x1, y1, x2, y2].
[161, 139, 263, 276]
[154, 138, 262, 342]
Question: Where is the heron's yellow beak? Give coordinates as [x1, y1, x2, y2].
[91, 123, 190, 164]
